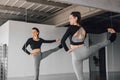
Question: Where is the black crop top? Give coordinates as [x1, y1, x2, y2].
[22, 38, 56, 55]
[61, 25, 86, 51]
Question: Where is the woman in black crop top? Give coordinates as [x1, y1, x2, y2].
[22, 27, 61, 80]
[60, 11, 117, 80]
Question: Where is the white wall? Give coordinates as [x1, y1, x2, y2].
[6, 20, 89, 78]
[0, 21, 9, 45]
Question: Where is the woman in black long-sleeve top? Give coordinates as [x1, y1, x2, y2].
[60, 11, 117, 80]
[22, 27, 61, 80]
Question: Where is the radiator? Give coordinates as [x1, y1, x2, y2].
[0, 44, 8, 80]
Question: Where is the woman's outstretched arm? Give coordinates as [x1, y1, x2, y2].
[41, 38, 60, 43]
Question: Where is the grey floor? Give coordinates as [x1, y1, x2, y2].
[8, 72, 120, 80]
[90, 72, 120, 80]
[8, 73, 89, 80]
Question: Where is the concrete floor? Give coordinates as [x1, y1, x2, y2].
[8, 72, 120, 80]
[8, 73, 89, 80]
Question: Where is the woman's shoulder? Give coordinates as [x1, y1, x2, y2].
[27, 38, 33, 41]
[39, 38, 44, 41]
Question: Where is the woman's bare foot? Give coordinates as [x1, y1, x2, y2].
[108, 28, 117, 43]
[107, 28, 116, 33]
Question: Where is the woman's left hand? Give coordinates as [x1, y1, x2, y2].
[67, 45, 80, 53]
[67, 48, 73, 53]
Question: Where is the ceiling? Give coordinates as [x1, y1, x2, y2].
[0, 0, 71, 26]
[0, 0, 120, 33]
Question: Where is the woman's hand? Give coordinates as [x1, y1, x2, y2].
[56, 38, 61, 42]
[67, 45, 79, 53]
[67, 45, 83, 53]
[67, 48, 74, 53]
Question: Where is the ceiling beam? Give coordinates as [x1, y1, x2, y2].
[0, 12, 41, 23]
[0, 4, 50, 17]
[50, 0, 120, 13]
[42, 5, 104, 26]
[26, 0, 69, 8]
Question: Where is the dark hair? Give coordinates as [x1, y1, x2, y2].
[71, 11, 82, 25]
[32, 27, 40, 37]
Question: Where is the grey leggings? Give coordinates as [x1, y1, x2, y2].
[33, 47, 60, 80]
[71, 40, 111, 80]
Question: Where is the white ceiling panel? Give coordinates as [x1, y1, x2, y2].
[0, 0, 70, 26]
[28, 3, 40, 10]
[0, 0, 9, 5]
[33, 4, 42, 10]
[12, 0, 25, 7]
[21, 2, 33, 9]
[6, 0, 17, 6]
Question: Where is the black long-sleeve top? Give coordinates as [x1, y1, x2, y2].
[61, 25, 85, 51]
[22, 38, 56, 55]
[61, 25, 108, 51]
